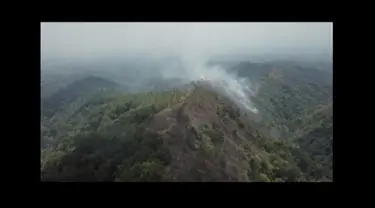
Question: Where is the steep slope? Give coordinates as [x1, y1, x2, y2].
[41, 82, 332, 182]
[143, 84, 256, 181]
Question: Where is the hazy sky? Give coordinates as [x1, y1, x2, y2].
[41, 22, 332, 60]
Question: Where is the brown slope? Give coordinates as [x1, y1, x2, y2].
[144, 83, 266, 181]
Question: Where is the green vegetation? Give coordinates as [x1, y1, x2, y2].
[233, 62, 333, 180]
[203, 128, 224, 146]
[41, 60, 333, 182]
[41, 77, 186, 181]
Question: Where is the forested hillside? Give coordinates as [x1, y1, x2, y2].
[41, 22, 333, 182]
[41, 60, 333, 182]
[229, 61, 333, 179]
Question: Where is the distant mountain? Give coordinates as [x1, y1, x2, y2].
[41, 71, 88, 99]
[42, 76, 121, 118]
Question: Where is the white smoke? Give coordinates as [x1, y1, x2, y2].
[160, 56, 258, 113]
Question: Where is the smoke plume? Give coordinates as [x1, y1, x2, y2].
[160, 55, 259, 113]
